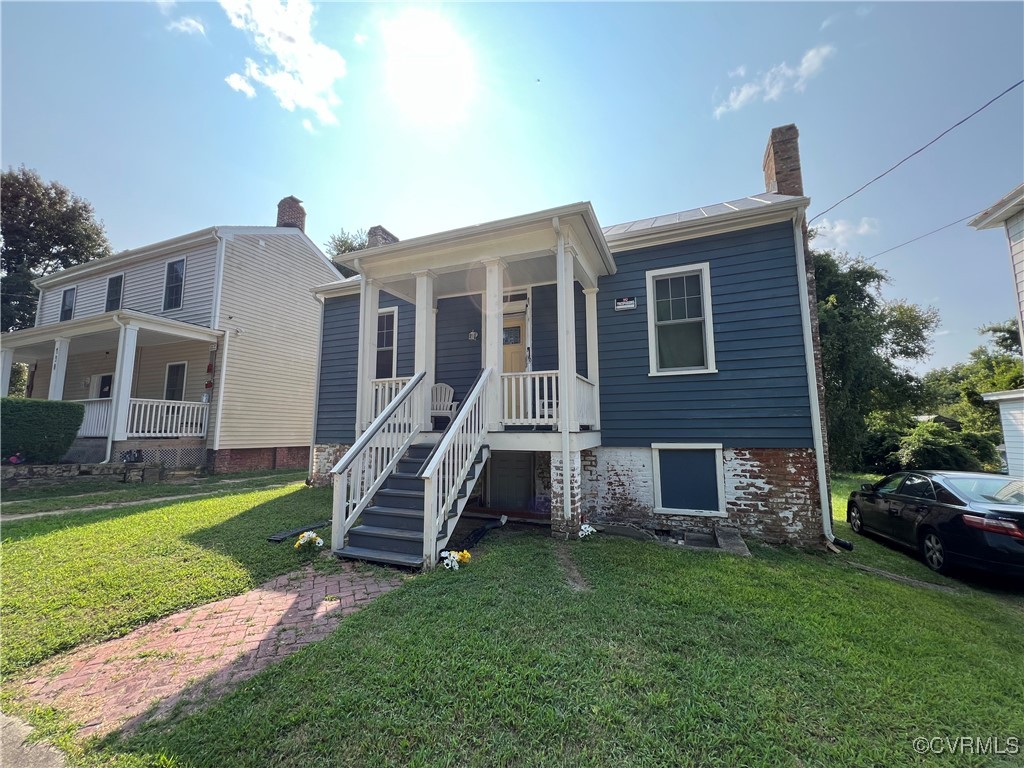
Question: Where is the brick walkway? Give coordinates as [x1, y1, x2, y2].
[13, 562, 405, 737]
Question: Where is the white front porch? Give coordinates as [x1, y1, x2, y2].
[1, 310, 223, 450]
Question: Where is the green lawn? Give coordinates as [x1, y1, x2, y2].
[0, 482, 331, 675]
[1, 470, 307, 516]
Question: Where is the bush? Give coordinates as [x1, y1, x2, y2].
[1, 398, 85, 463]
[896, 422, 985, 472]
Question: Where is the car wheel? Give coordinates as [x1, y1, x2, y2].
[920, 529, 949, 573]
[848, 504, 865, 534]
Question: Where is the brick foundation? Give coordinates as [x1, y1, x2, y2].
[550, 450, 582, 539]
[206, 446, 310, 475]
[580, 446, 825, 548]
[309, 443, 352, 486]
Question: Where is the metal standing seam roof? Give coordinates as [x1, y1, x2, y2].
[601, 193, 805, 237]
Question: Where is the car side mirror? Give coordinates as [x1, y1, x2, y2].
[861, 483, 874, 491]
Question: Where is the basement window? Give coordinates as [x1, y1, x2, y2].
[651, 443, 726, 517]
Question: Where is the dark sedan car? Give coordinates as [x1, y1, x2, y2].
[847, 471, 1024, 576]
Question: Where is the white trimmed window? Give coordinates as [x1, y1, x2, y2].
[651, 443, 726, 517]
[164, 362, 187, 401]
[163, 258, 186, 311]
[375, 308, 398, 378]
[105, 274, 124, 312]
[646, 263, 716, 375]
[59, 287, 77, 322]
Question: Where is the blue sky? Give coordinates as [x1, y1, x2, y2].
[2, 1, 1022, 371]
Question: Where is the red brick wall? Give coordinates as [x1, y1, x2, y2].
[206, 446, 309, 474]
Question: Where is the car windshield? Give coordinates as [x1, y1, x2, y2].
[945, 477, 1024, 505]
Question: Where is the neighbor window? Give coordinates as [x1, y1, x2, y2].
[164, 362, 187, 401]
[375, 308, 397, 378]
[105, 274, 123, 312]
[163, 258, 185, 311]
[651, 443, 726, 517]
[646, 263, 716, 375]
[59, 287, 76, 321]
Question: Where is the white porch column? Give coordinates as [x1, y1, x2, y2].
[355, 278, 380, 432]
[110, 324, 139, 441]
[483, 258, 505, 430]
[48, 337, 71, 400]
[1, 347, 14, 396]
[583, 287, 600, 430]
[413, 270, 436, 431]
[556, 240, 579, 432]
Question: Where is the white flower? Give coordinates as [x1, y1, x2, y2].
[579, 524, 597, 538]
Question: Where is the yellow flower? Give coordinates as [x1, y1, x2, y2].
[456, 550, 471, 564]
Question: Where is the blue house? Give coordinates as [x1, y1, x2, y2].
[310, 125, 836, 567]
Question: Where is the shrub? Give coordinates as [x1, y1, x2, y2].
[1, 398, 85, 464]
[896, 422, 983, 472]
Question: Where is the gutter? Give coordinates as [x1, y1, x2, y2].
[792, 214, 852, 552]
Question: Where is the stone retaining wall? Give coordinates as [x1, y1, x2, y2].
[1, 461, 163, 489]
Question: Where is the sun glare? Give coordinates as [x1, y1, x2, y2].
[381, 9, 477, 125]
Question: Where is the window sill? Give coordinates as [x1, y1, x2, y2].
[647, 368, 718, 377]
[654, 507, 727, 518]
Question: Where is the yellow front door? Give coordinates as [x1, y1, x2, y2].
[503, 315, 527, 373]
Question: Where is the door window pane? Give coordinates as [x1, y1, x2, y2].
[375, 311, 395, 378]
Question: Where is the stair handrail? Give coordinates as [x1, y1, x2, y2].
[330, 371, 426, 551]
[419, 367, 494, 567]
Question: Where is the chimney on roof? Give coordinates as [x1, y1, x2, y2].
[366, 225, 399, 248]
[277, 196, 307, 231]
[763, 124, 803, 197]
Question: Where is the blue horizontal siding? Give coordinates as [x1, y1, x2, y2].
[435, 295, 482, 402]
[531, 283, 587, 376]
[598, 221, 814, 448]
[316, 294, 360, 444]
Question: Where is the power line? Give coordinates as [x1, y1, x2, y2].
[869, 210, 983, 259]
[809, 79, 1024, 224]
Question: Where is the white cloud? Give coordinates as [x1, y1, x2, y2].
[219, 0, 347, 126]
[302, 118, 316, 134]
[353, 33, 368, 46]
[812, 217, 879, 251]
[154, 0, 175, 16]
[167, 17, 205, 36]
[728, 65, 746, 78]
[820, 14, 839, 31]
[714, 45, 836, 118]
[934, 330, 951, 337]
[225, 72, 256, 98]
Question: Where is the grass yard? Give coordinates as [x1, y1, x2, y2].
[10, 523, 1022, 767]
[1, 469, 307, 516]
[1, 482, 331, 675]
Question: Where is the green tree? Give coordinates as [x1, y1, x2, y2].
[813, 250, 939, 469]
[324, 228, 367, 278]
[1, 166, 113, 331]
[978, 318, 1022, 356]
[6, 362, 28, 397]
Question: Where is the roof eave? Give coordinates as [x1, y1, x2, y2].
[969, 184, 1024, 230]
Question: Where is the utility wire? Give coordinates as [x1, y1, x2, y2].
[809, 79, 1024, 223]
[869, 210, 984, 259]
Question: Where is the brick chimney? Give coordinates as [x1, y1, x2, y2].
[763, 124, 804, 196]
[276, 196, 306, 231]
[366, 225, 399, 248]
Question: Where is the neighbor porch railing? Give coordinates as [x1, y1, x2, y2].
[126, 398, 209, 438]
[421, 368, 493, 567]
[501, 370, 559, 426]
[76, 399, 113, 438]
[331, 372, 426, 551]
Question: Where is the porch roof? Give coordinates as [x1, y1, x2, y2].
[324, 202, 615, 300]
[1, 310, 223, 361]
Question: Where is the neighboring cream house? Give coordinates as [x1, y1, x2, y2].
[0, 197, 341, 471]
[971, 183, 1024, 476]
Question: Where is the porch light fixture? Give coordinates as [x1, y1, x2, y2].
[468, 330, 479, 342]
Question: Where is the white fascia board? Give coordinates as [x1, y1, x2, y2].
[969, 184, 1024, 230]
[315, 277, 363, 299]
[607, 197, 810, 253]
[981, 389, 1024, 402]
[0, 309, 222, 347]
[34, 228, 218, 288]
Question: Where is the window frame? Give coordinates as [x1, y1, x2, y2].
[375, 307, 398, 379]
[651, 442, 727, 517]
[59, 286, 77, 322]
[105, 273, 124, 312]
[164, 361, 188, 401]
[645, 262, 717, 376]
[162, 258, 186, 311]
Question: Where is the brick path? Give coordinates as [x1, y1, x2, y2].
[13, 562, 405, 737]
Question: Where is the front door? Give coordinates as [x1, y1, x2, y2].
[503, 315, 527, 373]
[91, 373, 114, 399]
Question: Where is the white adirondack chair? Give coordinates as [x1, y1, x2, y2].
[430, 383, 458, 428]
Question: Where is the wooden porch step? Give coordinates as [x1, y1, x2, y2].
[333, 545, 423, 569]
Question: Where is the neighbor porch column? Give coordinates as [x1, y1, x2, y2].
[413, 270, 436, 431]
[47, 337, 71, 400]
[583, 287, 600, 430]
[483, 258, 505, 430]
[110, 323, 139, 441]
[1, 347, 13, 396]
[355, 277, 380, 432]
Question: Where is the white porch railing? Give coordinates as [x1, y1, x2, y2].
[331, 373, 425, 551]
[421, 368, 493, 567]
[371, 377, 412, 420]
[76, 399, 113, 438]
[575, 374, 597, 428]
[501, 370, 559, 426]
[126, 398, 209, 438]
